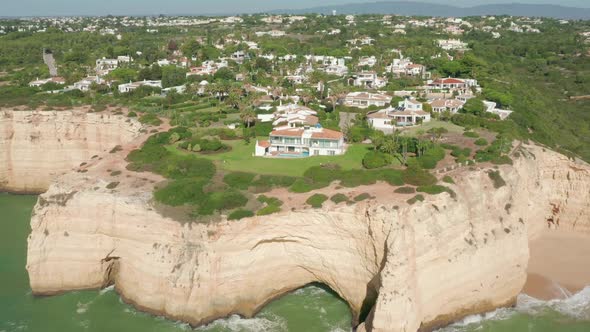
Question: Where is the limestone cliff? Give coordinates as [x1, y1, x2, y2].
[25, 142, 590, 331]
[0, 110, 142, 193]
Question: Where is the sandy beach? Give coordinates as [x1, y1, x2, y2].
[523, 229, 590, 300]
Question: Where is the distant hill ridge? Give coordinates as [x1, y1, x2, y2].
[268, 1, 590, 19]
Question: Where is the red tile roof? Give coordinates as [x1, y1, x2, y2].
[258, 140, 271, 148]
[311, 128, 344, 140]
[270, 128, 304, 137]
[432, 78, 465, 84]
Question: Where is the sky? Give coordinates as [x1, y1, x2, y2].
[3, 0, 590, 17]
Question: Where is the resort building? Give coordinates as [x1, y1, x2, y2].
[255, 125, 346, 157]
[343, 92, 392, 108]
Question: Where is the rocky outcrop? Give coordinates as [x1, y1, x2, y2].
[0, 110, 142, 193]
[25, 143, 590, 331]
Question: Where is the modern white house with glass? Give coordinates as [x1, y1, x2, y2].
[255, 125, 346, 157]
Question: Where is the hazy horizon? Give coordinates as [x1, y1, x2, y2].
[2, 0, 590, 17]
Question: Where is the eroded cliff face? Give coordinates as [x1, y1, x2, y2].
[25, 143, 590, 332]
[0, 110, 142, 193]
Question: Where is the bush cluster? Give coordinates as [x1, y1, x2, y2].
[228, 209, 254, 221]
[306, 194, 328, 208]
[362, 151, 393, 169]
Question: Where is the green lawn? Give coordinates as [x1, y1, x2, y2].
[399, 120, 464, 137]
[167, 139, 375, 177]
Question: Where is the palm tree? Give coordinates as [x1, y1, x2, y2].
[240, 109, 256, 128]
[300, 89, 314, 106]
[416, 139, 432, 157]
[370, 131, 385, 150]
[380, 136, 399, 155]
[327, 84, 345, 113]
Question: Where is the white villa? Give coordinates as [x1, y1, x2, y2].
[358, 56, 377, 67]
[483, 101, 513, 120]
[72, 76, 107, 91]
[427, 78, 478, 93]
[367, 98, 431, 132]
[344, 92, 392, 108]
[351, 71, 387, 89]
[367, 108, 431, 133]
[257, 104, 319, 128]
[118, 80, 162, 93]
[429, 98, 465, 114]
[437, 39, 469, 51]
[29, 76, 66, 87]
[255, 125, 346, 157]
[95, 58, 119, 75]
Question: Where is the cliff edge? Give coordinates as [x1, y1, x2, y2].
[24, 138, 590, 331]
[0, 110, 142, 193]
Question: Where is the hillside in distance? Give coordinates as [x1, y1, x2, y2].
[270, 1, 590, 19]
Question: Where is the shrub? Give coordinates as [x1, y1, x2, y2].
[139, 113, 162, 126]
[197, 190, 249, 215]
[492, 155, 513, 165]
[353, 193, 372, 202]
[417, 146, 446, 169]
[417, 185, 448, 195]
[106, 182, 119, 189]
[306, 194, 328, 208]
[251, 175, 297, 192]
[378, 169, 405, 186]
[127, 111, 137, 117]
[257, 195, 283, 207]
[362, 151, 393, 169]
[228, 209, 254, 220]
[488, 170, 506, 189]
[154, 179, 207, 206]
[407, 194, 425, 205]
[394, 186, 416, 194]
[442, 175, 455, 184]
[474, 138, 488, 146]
[110, 145, 123, 153]
[290, 178, 324, 193]
[463, 131, 480, 138]
[223, 172, 256, 190]
[110, 170, 122, 176]
[257, 204, 282, 216]
[401, 162, 437, 186]
[330, 193, 349, 204]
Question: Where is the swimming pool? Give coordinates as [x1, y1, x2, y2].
[278, 152, 310, 158]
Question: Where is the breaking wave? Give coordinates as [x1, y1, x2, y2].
[437, 286, 590, 331]
[194, 314, 287, 332]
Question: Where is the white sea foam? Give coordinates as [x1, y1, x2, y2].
[329, 327, 352, 332]
[195, 313, 287, 332]
[99, 285, 115, 295]
[437, 286, 590, 331]
[517, 286, 590, 319]
[76, 301, 93, 314]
